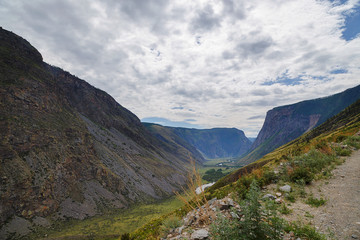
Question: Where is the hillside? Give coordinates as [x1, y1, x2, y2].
[0, 27, 203, 232]
[143, 124, 252, 159]
[241, 85, 360, 164]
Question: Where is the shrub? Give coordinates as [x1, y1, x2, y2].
[334, 147, 352, 156]
[279, 204, 292, 215]
[344, 135, 360, 149]
[306, 196, 326, 207]
[120, 233, 134, 240]
[289, 166, 314, 184]
[285, 221, 327, 240]
[210, 180, 285, 240]
[162, 215, 182, 229]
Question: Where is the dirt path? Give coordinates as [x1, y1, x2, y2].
[285, 150, 360, 239]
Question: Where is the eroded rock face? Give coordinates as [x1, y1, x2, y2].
[242, 85, 360, 164]
[0, 27, 203, 229]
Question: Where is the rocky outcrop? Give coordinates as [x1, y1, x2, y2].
[241, 85, 360, 164]
[0, 27, 203, 229]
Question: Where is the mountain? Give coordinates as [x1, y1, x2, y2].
[212, 97, 360, 192]
[142, 123, 206, 161]
[241, 85, 360, 164]
[144, 124, 252, 159]
[0, 27, 203, 228]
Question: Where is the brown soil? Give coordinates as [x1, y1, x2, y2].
[284, 150, 360, 239]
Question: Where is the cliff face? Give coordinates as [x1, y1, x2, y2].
[242, 85, 360, 164]
[144, 124, 252, 159]
[0, 27, 202, 225]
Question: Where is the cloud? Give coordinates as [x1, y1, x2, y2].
[190, 4, 222, 33]
[1, 0, 359, 138]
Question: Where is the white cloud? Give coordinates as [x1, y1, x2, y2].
[1, 0, 359, 137]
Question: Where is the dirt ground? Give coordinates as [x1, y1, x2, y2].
[284, 150, 360, 239]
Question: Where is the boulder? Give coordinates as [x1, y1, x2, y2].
[263, 194, 276, 200]
[191, 229, 209, 240]
[279, 185, 292, 192]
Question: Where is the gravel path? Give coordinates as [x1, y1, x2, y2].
[285, 150, 360, 239]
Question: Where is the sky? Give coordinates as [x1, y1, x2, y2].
[1, 0, 360, 137]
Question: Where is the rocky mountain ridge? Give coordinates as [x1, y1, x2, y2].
[241, 84, 360, 164]
[0, 27, 203, 228]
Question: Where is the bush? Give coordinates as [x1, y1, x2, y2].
[162, 215, 182, 229]
[344, 135, 360, 149]
[306, 196, 326, 207]
[210, 180, 285, 240]
[334, 147, 352, 156]
[285, 221, 327, 240]
[289, 166, 314, 184]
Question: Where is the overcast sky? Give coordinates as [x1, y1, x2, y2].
[1, 0, 360, 137]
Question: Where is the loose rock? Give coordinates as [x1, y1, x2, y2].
[191, 229, 209, 239]
[280, 185, 292, 192]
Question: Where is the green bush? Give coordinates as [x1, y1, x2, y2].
[162, 215, 182, 229]
[120, 233, 134, 240]
[334, 147, 352, 156]
[289, 166, 314, 184]
[210, 180, 284, 240]
[285, 221, 327, 240]
[279, 204, 292, 215]
[344, 135, 360, 149]
[305, 196, 326, 207]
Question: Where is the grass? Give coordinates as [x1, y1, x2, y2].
[30, 196, 185, 239]
[305, 196, 327, 207]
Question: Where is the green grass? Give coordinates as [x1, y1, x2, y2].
[305, 196, 327, 207]
[31, 196, 185, 239]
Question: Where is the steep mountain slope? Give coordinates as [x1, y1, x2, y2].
[142, 123, 206, 162]
[241, 85, 360, 164]
[0, 27, 203, 227]
[144, 124, 252, 159]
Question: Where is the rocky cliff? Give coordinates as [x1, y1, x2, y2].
[144, 124, 252, 159]
[0, 27, 203, 227]
[241, 84, 360, 164]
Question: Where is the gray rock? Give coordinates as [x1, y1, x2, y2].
[279, 185, 292, 192]
[0, 216, 32, 239]
[191, 229, 209, 239]
[263, 194, 276, 200]
[230, 212, 240, 219]
[352, 234, 359, 239]
[32, 216, 50, 227]
[208, 198, 217, 205]
[177, 226, 184, 234]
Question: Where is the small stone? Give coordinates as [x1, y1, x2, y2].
[230, 212, 240, 219]
[191, 229, 209, 240]
[279, 185, 292, 192]
[177, 226, 184, 234]
[275, 198, 282, 204]
[356, 222, 360, 225]
[352, 234, 359, 239]
[263, 194, 276, 200]
[276, 192, 282, 197]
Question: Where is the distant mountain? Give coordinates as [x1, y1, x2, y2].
[0, 27, 203, 227]
[144, 124, 252, 159]
[241, 84, 360, 164]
